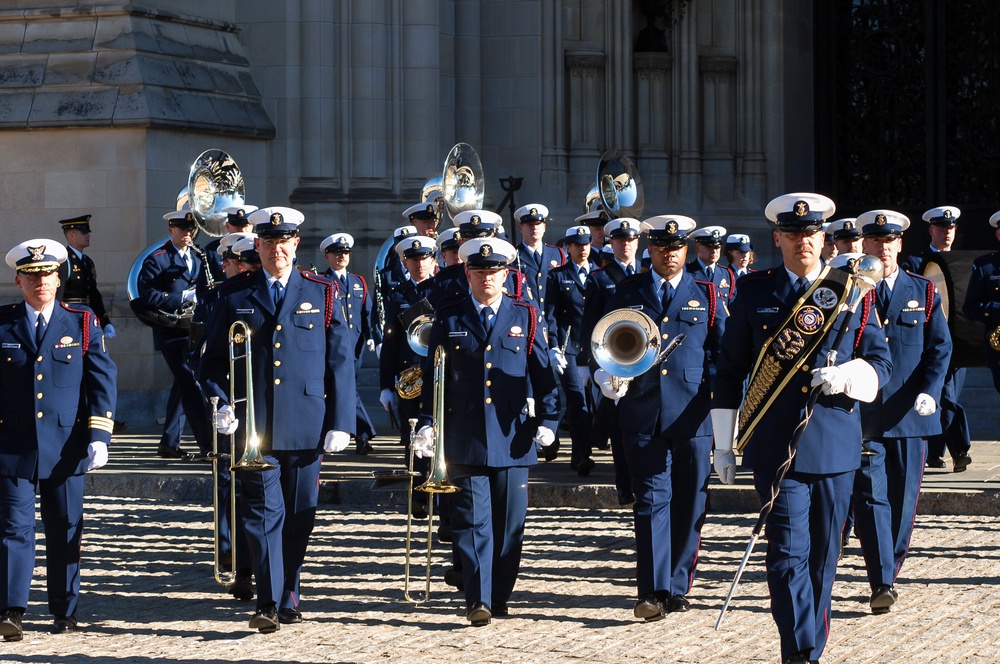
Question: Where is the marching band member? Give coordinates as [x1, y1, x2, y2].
[724, 234, 755, 278]
[403, 202, 440, 238]
[137, 210, 213, 460]
[963, 210, 1000, 393]
[321, 232, 377, 455]
[436, 227, 461, 267]
[515, 204, 565, 313]
[412, 237, 559, 626]
[58, 215, 113, 335]
[578, 209, 610, 267]
[686, 226, 736, 302]
[199, 207, 355, 632]
[826, 217, 863, 256]
[712, 193, 891, 663]
[594, 215, 726, 621]
[820, 221, 838, 264]
[545, 225, 596, 475]
[0, 240, 117, 640]
[203, 206, 258, 282]
[853, 210, 951, 614]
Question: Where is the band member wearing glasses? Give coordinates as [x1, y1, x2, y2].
[412, 237, 559, 627]
[199, 207, 355, 633]
[0, 240, 117, 641]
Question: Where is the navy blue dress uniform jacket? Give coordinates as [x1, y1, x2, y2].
[325, 269, 372, 361]
[714, 268, 893, 474]
[417, 294, 560, 467]
[545, 261, 589, 363]
[862, 270, 951, 438]
[607, 272, 726, 441]
[517, 243, 565, 310]
[422, 262, 534, 310]
[137, 240, 208, 348]
[686, 259, 736, 302]
[379, 280, 427, 393]
[0, 301, 117, 480]
[59, 249, 111, 328]
[199, 268, 356, 447]
[963, 250, 1000, 389]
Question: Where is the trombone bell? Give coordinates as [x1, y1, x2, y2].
[590, 309, 661, 379]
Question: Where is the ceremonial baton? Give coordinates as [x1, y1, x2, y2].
[715, 255, 882, 630]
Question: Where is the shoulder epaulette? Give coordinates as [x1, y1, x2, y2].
[61, 302, 93, 354]
[546, 243, 567, 265]
[510, 298, 538, 354]
[0, 303, 18, 314]
[302, 271, 336, 329]
[151, 249, 167, 257]
[219, 270, 255, 293]
[693, 279, 718, 327]
[741, 267, 776, 283]
[904, 271, 936, 324]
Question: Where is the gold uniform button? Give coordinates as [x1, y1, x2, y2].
[274, 342, 281, 349]
[36, 356, 43, 363]
[308, 323, 314, 329]
[348, 303, 352, 309]
[455, 345, 460, 350]
[485, 380, 492, 387]
[662, 334, 669, 340]
[36, 393, 43, 399]
[486, 362, 493, 369]
[276, 324, 282, 331]
[36, 412, 43, 419]
[802, 386, 809, 393]
[802, 366, 810, 372]
[486, 345, 492, 351]
[274, 360, 281, 367]
[663, 317, 669, 323]
[485, 397, 492, 404]
[274, 379, 281, 385]
[661, 369, 668, 375]
[762, 324, 768, 330]
[36, 374, 43, 381]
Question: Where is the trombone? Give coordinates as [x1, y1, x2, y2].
[210, 320, 276, 587]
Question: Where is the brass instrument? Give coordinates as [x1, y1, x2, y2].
[395, 366, 423, 400]
[591, 309, 686, 391]
[597, 150, 645, 220]
[402, 346, 460, 604]
[209, 396, 237, 586]
[442, 143, 485, 221]
[406, 314, 434, 357]
[395, 300, 435, 397]
[228, 320, 277, 473]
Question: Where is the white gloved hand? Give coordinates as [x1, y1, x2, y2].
[810, 358, 879, 402]
[86, 441, 109, 471]
[710, 409, 738, 485]
[595, 368, 628, 401]
[103, 323, 117, 340]
[366, 338, 376, 353]
[323, 430, 350, 453]
[525, 397, 536, 418]
[413, 425, 435, 458]
[533, 425, 555, 447]
[215, 404, 239, 435]
[575, 365, 591, 387]
[914, 392, 937, 416]
[379, 388, 398, 412]
[375, 343, 383, 359]
[548, 348, 568, 375]
[182, 288, 197, 304]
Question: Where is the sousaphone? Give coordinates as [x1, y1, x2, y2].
[597, 149, 644, 220]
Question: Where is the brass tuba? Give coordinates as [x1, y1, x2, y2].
[596, 149, 645, 220]
[441, 142, 485, 221]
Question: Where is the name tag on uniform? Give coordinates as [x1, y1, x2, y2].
[352, 283, 363, 290]
[757, 307, 780, 314]
[448, 331, 468, 337]
[2, 343, 20, 349]
[627, 304, 643, 310]
[237, 308, 255, 315]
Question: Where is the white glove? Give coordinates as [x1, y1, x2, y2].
[413, 425, 435, 458]
[182, 288, 197, 304]
[595, 368, 628, 401]
[575, 365, 591, 387]
[366, 338, 376, 353]
[103, 323, 117, 340]
[323, 430, 350, 453]
[810, 358, 879, 402]
[375, 343, 383, 359]
[215, 404, 239, 435]
[548, 348, 568, 375]
[86, 441, 109, 471]
[533, 425, 555, 447]
[379, 388, 398, 412]
[710, 409, 738, 485]
[914, 392, 937, 416]
[525, 397, 536, 418]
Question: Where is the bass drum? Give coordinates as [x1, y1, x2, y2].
[920, 249, 984, 368]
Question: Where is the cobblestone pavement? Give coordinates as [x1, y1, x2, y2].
[4, 498, 1000, 663]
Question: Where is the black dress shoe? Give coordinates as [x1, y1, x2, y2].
[0, 608, 23, 642]
[633, 594, 665, 622]
[869, 584, 898, 614]
[113, 420, 128, 434]
[577, 457, 596, 477]
[444, 567, 464, 591]
[52, 615, 78, 634]
[953, 452, 972, 473]
[355, 433, 374, 455]
[542, 442, 559, 462]
[229, 570, 254, 601]
[278, 608, 302, 624]
[667, 594, 691, 613]
[248, 606, 280, 633]
[411, 502, 428, 519]
[156, 446, 185, 459]
[437, 523, 453, 544]
[466, 602, 491, 626]
[491, 602, 508, 617]
[618, 491, 636, 506]
[782, 652, 810, 663]
[926, 456, 946, 469]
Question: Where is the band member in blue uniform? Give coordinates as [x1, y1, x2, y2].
[58, 215, 114, 335]
[137, 210, 213, 459]
[724, 234, 754, 278]
[402, 201, 440, 238]
[436, 227, 461, 267]
[199, 206, 355, 632]
[545, 225, 596, 475]
[963, 210, 1000, 393]
[321, 232, 377, 455]
[594, 215, 726, 621]
[826, 217, 862, 256]
[374, 224, 419, 342]
[903, 206, 971, 472]
[687, 226, 736, 302]
[581, 217, 641, 503]
[853, 210, 952, 615]
[821, 222, 838, 264]
[712, 193, 892, 664]
[413, 237, 560, 626]
[0, 240, 117, 641]
[203, 205, 258, 282]
[515, 204, 565, 312]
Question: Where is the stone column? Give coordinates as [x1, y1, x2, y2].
[565, 50, 606, 199]
[634, 52, 672, 210]
[540, 0, 566, 192]
[737, 0, 767, 207]
[673, 0, 700, 206]
[699, 56, 737, 203]
[349, 0, 396, 194]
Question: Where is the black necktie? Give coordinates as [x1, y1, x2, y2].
[661, 282, 674, 311]
[534, 251, 542, 265]
[625, 264, 634, 277]
[578, 266, 587, 285]
[339, 274, 348, 296]
[480, 308, 493, 334]
[35, 312, 46, 346]
[271, 280, 284, 308]
[705, 265, 714, 280]
[877, 280, 891, 317]
[794, 276, 808, 299]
